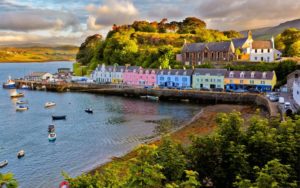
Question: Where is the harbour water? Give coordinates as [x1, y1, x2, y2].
[0, 62, 201, 187]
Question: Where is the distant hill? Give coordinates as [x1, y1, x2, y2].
[0, 45, 78, 62]
[241, 18, 300, 39]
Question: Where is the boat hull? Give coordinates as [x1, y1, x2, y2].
[0, 160, 8, 168]
[3, 84, 16, 89]
[52, 115, 66, 120]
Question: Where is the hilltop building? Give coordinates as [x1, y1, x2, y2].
[249, 37, 280, 62]
[232, 31, 253, 60]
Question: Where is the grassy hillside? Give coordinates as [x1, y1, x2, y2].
[0, 46, 78, 62]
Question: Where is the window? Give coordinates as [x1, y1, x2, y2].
[229, 72, 234, 78]
[167, 77, 171, 81]
[250, 80, 254, 84]
[255, 49, 257, 53]
[160, 77, 164, 81]
[217, 79, 222, 82]
[255, 57, 257, 60]
[182, 77, 187, 82]
[197, 78, 200, 82]
[261, 57, 264, 61]
[205, 79, 209, 82]
[240, 72, 244, 78]
[261, 81, 265, 84]
[240, 80, 244, 84]
[268, 49, 270, 53]
[230, 80, 233, 84]
[262, 72, 266, 79]
[251, 72, 255, 78]
[175, 77, 179, 81]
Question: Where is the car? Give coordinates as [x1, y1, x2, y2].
[212, 88, 224, 92]
[269, 96, 279, 102]
[182, 86, 192, 90]
[248, 88, 260, 93]
[234, 89, 247, 93]
[144, 86, 153, 89]
[284, 102, 291, 109]
[279, 97, 285, 104]
[200, 87, 210, 91]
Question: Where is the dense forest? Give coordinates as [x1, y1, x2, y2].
[63, 112, 300, 187]
[73, 17, 243, 75]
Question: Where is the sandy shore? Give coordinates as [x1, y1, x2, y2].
[89, 104, 267, 174]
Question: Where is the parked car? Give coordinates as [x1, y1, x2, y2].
[144, 86, 153, 89]
[182, 86, 192, 90]
[269, 95, 279, 102]
[279, 97, 285, 104]
[212, 88, 224, 92]
[234, 89, 247, 93]
[284, 102, 291, 109]
[248, 88, 260, 93]
[200, 87, 210, 91]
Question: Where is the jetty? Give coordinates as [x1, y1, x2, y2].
[14, 80, 279, 118]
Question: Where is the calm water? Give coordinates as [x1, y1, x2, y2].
[0, 62, 201, 187]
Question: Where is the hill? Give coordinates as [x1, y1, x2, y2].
[241, 18, 300, 39]
[0, 45, 78, 62]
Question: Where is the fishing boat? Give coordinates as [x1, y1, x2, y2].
[48, 124, 55, 132]
[10, 91, 24, 98]
[16, 105, 29, 111]
[3, 76, 16, 89]
[85, 108, 93, 114]
[20, 85, 30, 89]
[48, 132, 56, 141]
[16, 100, 28, 104]
[52, 115, 66, 120]
[17, 150, 25, 159]
[0, 160, 8, 168]
[45, 102, 56, 108]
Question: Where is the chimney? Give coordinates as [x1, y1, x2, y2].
[247, 30, 252, 39]
[271, 36, 275, 49]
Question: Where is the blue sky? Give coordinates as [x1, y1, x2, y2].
[0, 0, 299, 46]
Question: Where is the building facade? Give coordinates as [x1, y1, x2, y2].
[250, 38, 277, 62]
[224, 71, 277, 92]
[180, 41, 235, 66]
[111, 66, 125, 84]
[91, 64, 114, 83]
[157, 69, 193, 88]
[232, 31, 253, 60]
[25, 72, 53, 81]
[123, 66, 156, 86]
[192, 68, 226, 89]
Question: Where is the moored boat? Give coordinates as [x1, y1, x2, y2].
[45, 102, 56, 108]
[0, 160, 8, 168]
[16, 105, 29, 111]
[10, 92, 24, 98]
[147, 95, 159, 101]
[85, 108, 93, 114]
[3, 76, 16, 89]
[16, 100, 28, 104]
[20, 85, 30, 89]
[48, 132, 56, 141]
[17, 150, 25, 159]
[48, 124, 55, 132]
[52, 115, 66, 120]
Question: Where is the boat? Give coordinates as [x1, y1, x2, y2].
[147, 95, 159, 101]
[85, 108, 93, 114]
[20, 85, 30, 89]
[3, 76, 16, 89]
[59, 181, 70, 188]
[52, 115, 66, 120]
[48, 124, 55, 132]
[16, 105, 29, 111]
[48, 132, 56, 141]
[16, 100, 28, 104]
[17, 150, 25, 159]
[10, 92, 24, 98]
[45, 102, 56, 108]
[0, 160, 8, 168]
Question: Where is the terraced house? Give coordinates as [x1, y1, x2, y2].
[91, 64, 114, 83]
[224, 71, 277, 92]
[157, 69, 193, 88]
[123, 66, 157, 86]
[192, 68, 227, 89]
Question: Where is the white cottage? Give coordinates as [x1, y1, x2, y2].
[250, 37, 278, 62]
[91, 64, 114, 83]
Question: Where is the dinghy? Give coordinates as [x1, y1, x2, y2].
[0, 160, 8, 168]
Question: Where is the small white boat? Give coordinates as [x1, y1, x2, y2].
[10, 92, 24, 98]
[0, 160, 8, 168]
[16, 100, 28, 104]
[45, 102, 56, 108]
[21, 85, 30, 89]
[17, 150, 25, 158]
[48, 132, 56, 142]
[147, 95, 159, 101]
[16, 105, 29, 111]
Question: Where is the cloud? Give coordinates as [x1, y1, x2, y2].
[87, 16, 103, 31]
[86, 0, 139, 28]
[195, 0, 300, 30]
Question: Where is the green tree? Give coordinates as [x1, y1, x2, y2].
[0, 173, 18, 188]
[223, 30, 244, 39]
[179, 170, 201, 188]
[157, 45, 174, 69]
[288, 40, 300, 57]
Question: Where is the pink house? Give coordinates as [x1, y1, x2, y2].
[123, 66, 157, 87]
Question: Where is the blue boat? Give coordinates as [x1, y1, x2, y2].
[3, 76, 16, 89]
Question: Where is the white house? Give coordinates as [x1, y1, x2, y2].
[91, 64, 113, 83]
[293, 79, 300, 106]
[250, 37, 277, 62]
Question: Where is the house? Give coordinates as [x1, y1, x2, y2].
[91, 64, 114, 83]
[224, 71, 277, 92]
[157, 69, 193, 88]
[111, 66, 126, 84]
[192, 68, 227, 89]
[123, 66, 157, 86]
[232, 30, 253, 60]
[180, 41, 235, 66]
[250, 37, 277, 62]
[287, 70, 300, 92]
[25, 72, 53, 81]
[292, 79, 300, 106]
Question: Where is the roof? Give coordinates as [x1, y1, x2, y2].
[157, 69, 194, 76]
[225, 71, 275, 80]
[232, 37, 248, 49]
[28, 72, 50, 77]
[194, 68, 227, 76]
[252, 40, 272, 49]
[182, 41, 232, 53]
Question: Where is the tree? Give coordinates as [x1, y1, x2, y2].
[0, 173, 18, 188]
[157, 45, 174, 69]
[288, 40, 300, 57]
[223, 30, 244, 39]
[275, 28, 300, 56]
[178, 17, 206, 34]
[179, 170, 201, 188]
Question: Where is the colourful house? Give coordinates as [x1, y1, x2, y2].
[111, 66, 125, 84]
[91, 64, 113, 83]
[157, 69, 193, 88]
[224, 70, 277, 92]
[192, 68, 226, 89]
[123, 66, 157, 86]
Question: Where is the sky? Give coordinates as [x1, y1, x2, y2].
[0, 0, 299, 46]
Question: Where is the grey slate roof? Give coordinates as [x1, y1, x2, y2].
[157, 69, 194, 76]
[182, 41, 232, 53]
[232, 37, 248, 49]
[193, 68, 227, 76]
[225, 71, 275, 80]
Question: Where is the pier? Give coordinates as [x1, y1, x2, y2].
[14, 80, 279, 118]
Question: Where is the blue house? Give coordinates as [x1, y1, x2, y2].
[157, 69, 193, 88]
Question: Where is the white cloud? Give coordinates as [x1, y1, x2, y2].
[87, 16, 103, 31]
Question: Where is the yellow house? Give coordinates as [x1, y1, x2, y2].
[224, 70, 276, 92]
